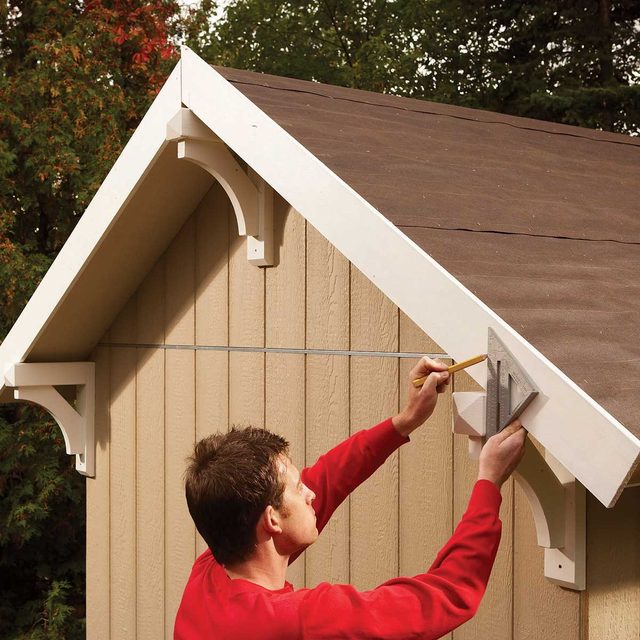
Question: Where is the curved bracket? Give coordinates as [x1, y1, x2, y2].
[452, 392, 585, 589]
[513, 444, 566, 548]
[167, 108, 274, 266]
[177, 138, 258, 237]
[5, 362, 95, 477]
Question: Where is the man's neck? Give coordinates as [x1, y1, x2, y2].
[225, 542, 290, 590]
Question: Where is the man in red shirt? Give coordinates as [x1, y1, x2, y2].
[175, 356, 526, 639]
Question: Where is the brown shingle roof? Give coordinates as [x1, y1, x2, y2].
[218, 66, 640, 442]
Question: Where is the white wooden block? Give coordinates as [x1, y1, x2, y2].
[452, 391, 486, 437]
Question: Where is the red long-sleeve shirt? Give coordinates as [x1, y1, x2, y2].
[174, 418, 502, 639]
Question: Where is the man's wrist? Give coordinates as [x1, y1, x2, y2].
[476, 472, 503, 490]
[392, 412, 417, 437]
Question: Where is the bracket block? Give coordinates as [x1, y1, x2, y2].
[452, 391, 485, 459]
[167, 108, 274, 266]
[5, 362, 95, 477]
[486, 327, 539, 437]
[542, 452, 586, 590]
[247, 167, 274, 266]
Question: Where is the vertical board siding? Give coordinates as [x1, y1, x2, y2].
[228, 198, 264, 428]
[305, 354, 351, 586]
[135, 347, 165, 638]
[350, 265, 397, 354]
[265, 205, 307, 587]
[266, 200, 306, 349]
[265, 353, 307, 587]
[109, 299, 137, 639]
[305, 222, 349, 351]
[194, 349, 228, 559]
[350, 355, 399, 590]
[350, 265, 399, 590]
[86, 345, 110, 640]
[164, 216, 197, 636]
[195, 183, 229, 349]
[195, 184, 230, 556]
[136, 258, 166, 639]
[453, 372, 514, 640]
[587, 487, 640, 640]
[88, 186, 640, 640]
[398, 311, 454, 636]
[305, 224, 351, 587]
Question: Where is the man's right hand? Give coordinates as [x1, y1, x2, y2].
[477, 421, 527, 488]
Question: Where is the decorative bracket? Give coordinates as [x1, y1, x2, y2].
[166, 108, 274, 266]
[4, 362, 95, 477]
[451, 328, 585, 590]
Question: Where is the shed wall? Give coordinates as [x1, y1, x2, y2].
[86, 181, 639, 639]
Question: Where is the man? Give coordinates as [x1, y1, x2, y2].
[175, 356, 527, 639]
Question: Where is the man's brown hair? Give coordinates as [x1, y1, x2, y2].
[184, 426, 290, 566]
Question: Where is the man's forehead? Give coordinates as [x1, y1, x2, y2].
[277, 454, 299, 479]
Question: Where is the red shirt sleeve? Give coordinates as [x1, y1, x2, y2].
[300, 417, 408, 534]
[298, 480, 502, 639]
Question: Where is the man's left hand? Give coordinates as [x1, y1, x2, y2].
[392, 356, 450, 437]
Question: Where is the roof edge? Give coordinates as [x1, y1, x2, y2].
[0, 62, 183, 391]
[181, 47, 640, 507]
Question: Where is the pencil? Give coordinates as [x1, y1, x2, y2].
[412, 354, 488, 388]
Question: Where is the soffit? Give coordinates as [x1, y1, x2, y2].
[28, 146, 213, 362]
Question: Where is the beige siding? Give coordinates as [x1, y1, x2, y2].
[86, 344, 110, 640]
[398, 312, 453, 640]
[305, 354, 351, 586]
[164, 214, 197, 635]
[587, 488, 640, 640]
[194, 186, 229, 557]
[88, 183, 640, 639]
[109, 298, 137, 638]
[136, 257, 165, 640]
[305, 225, 350, 587]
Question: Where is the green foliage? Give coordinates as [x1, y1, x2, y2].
[0, 406, 85, 639]
[184, 0, 640, 133]
[0, 0, 180, 260]
[185, 0, 423, 92]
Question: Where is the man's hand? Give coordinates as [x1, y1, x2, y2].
[392, 356, 450, 437]
[478, 421, 527, 488]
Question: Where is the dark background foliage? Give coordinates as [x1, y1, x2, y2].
[1, 0, 638, 636]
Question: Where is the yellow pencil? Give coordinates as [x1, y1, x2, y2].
[412, 354, 488, 388]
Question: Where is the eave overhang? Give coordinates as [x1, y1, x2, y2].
[1, 48, 638, 509]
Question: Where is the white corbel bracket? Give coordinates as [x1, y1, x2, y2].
[452, 390, 586, 590]
[5, 362, 95, 477]
[166, 108, 274, 266]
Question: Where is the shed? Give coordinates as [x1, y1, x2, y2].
[1, 47, 639, 639]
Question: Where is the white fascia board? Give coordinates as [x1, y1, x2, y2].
[181, 47, 640, 507]
[0, 62, 183, 387]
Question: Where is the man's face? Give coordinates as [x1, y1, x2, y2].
[274, 455, 318, 554]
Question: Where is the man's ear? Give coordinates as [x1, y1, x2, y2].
[260, 505, 282, 536]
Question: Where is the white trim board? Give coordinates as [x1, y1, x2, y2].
[181, 47, 640, 507]
[0, 64, 182, 382]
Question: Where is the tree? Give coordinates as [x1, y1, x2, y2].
[1, 0, 638, 635]
[184, 0, 640, 133]
[0, 1, 179, 636]
[185, 0, 422, 93]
